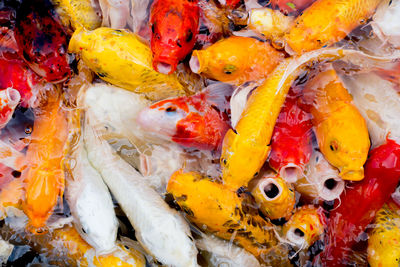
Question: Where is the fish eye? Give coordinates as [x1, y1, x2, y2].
[151, 23, 155, 33]
[222, 158, 227, 165]
[329, 140, 339, 152]
[223, 64, 237, 75]
[165, 106, 177, 113]
[25, 126, 33, 134]
[176, 39, 182, 48]
[186, 30, 193, 42]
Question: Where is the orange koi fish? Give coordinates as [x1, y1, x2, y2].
[22, 90, 69, 232]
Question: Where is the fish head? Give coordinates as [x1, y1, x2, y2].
[137, 98, 189, 140]
[190, 46, 246, 84]
[150, 3, 199, 74]
[316, 108, 370, 181]
[15, 9, 71, 83]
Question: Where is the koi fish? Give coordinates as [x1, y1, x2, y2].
[137, 84, 231, 151]
[284, 0, 382, 54]
[42, 226, 146, 266]
[368, 200, 400, 267]
[167, 170, 278, 259]
[282, 205, 326, 249]
[0, 88, 21, 129]
[341, 72, 400, 148]
[317, 139, 400, 266]
[304, 67, 370, 181]
[150, 0, 199, 74]
[69, 27, 190, 101]
[268, 88, 313, 183]
[220, 47, 396, 189]
[0, 178, 25, 219]
[190, 36, 284, 85]
[270, 0, 316, 14]
[248, 8, 294, 41]
[196, 234, 261, 267]
[15, 0, 71, 83]
[295, 151, 345, 202]
[51, 0, 102, 30]
[84, 123, 199, 267]
[372, 0, 400, 48]
[0, 57, 40, 108]
[251, 174, 295, 220]
[217, 0, 242, 9]
[22, 90, 69, 232]
[66, 133, 118, 254]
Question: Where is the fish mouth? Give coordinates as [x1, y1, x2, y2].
[319, 175, 345, 201]
[189, 50, 204, 74]
[260, 178, 282, 201]
[279, 163, 303, 183]
[156, 62, 173, 74]
[153, 56, 178, 74]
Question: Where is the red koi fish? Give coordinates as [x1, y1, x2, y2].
[268, 88, 313, 183]
[137, 84, 231, 151]
[14, 0, 71, 83]
[270, 0, 316, 14]
[316, 138, 400, 266]
[150, 0, 199, 74]
[218, 0, 241, 9]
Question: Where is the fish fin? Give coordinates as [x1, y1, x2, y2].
[202, 82, 233, 112]
[230, 82, 259, 129]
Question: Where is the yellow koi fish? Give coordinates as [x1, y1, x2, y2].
[285, 0, 382, 54]
[51, 0, 102, 30]
[368, 201, 400, 267]
[189, 36, 284, 85]
[167, 170, 278, 259]
[251, 174, 295, 220]
[304, 67, 370, 181]
[68, 27, 189, 101]
[282, 205, 326, 249]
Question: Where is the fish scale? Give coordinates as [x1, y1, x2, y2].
[69, 27, 188, 101]
[285, 0, 382, 54]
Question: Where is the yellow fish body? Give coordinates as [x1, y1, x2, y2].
[51, 0, 102, 30]
[251, 174, 295, 220]
[68, 27, 188, 101]
[305, 68, 370, 181]
[167, 170, 278, 258]
[190, 36, 284, 85]
[50, 226, 146, 266]
[368, 201, 400, 267]
[282, 205, 326, 249]
[285, 0, 382, 54]
[220, 58, 299, 189]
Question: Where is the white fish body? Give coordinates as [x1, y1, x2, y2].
[196, 234, 261, 267]
[83, 119, 199, 267]
[66, 137, 118, 254]
[98, 0, 131, 29]
[340, 72, 400, 147]
[372, 0, 400, 48]
[81, 83, 153, 152]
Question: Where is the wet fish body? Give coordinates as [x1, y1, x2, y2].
[69, 27, 188, 101]
[15, 0, 71, 82]
[66, 136, 118, 254]
[84, 123, 199, 267]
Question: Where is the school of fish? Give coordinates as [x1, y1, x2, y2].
[0, 0, 399, 266]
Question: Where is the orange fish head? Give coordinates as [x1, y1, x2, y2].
[137, 98, 189, 139]
[150, 4, 199, 74]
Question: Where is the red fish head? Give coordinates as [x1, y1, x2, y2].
[150, 0, 199, 74]
[137, 98, 190, 139]
[15, 6, 71, 83]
